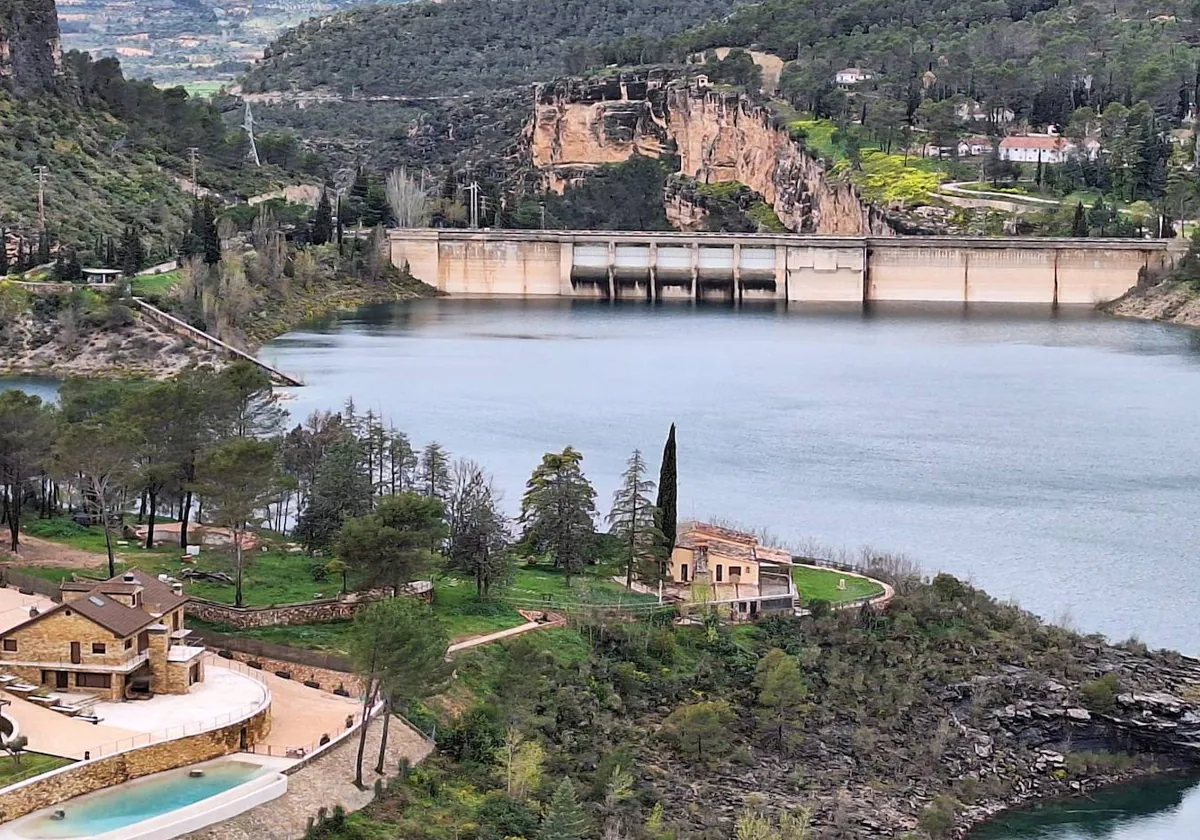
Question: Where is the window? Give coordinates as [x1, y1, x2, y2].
[76, 673, 112, 689]
[2, 639, 15, 652]
[680, 563, 689, 582]
[124, 639, 133, 650]
[92, 642, 106, 654]
[716, 564, 724, 582]
[729, 566, 742, 579]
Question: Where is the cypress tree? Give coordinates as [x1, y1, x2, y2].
[0, 228, 8, 277]
[37, 230, 51, 266]
[655, 423, 677, 554]
[336, 196, 345, 249]
[1071, 202, 1088, 237]
[201, 201, 220, 265]
[311, 189, 333, 245]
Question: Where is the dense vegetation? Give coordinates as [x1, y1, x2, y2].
[242, 0, 746, 97]
[0, 48, 299, 259]
[306, 571, 1184, 840]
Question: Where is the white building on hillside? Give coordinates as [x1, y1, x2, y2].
[834, 68, 874, 86]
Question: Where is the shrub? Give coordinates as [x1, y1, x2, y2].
[1080, 673, 1121, 715]
[1064, 750, 1135, 776]
[918, 795, 959, 838]
[474, 793, 539, 840]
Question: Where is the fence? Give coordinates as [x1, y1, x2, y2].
[0, 569, 63, 601]
[192, 628, 355, 673]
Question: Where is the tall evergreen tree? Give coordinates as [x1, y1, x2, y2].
[519, 447, 597, 585]
[202, 201, 221, 265]
[0, 228, 8, 276]
[36, 230, 50, 266]
[119, 225, 144, 277]
[655, 423, 678, 554]
[448, 461, 512, 598]
[311, 190, 333, 245]
[418, 441, 453, 501]
[540, 778, 589, 840]
[1071, 201, 1088, 237]
[607, 449, 664, 586]
[294, 437, 373, 550]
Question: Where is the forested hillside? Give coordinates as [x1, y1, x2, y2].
[626, 0, 1199, 129]
[241, 0, 746, 96]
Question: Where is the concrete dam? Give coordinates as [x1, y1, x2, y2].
[388, 230, 1180, 305]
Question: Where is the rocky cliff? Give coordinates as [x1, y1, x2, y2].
[0, 0, 64, 97]
[529, 73, 890, 235]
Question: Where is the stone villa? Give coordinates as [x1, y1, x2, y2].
[0, 571, 205, 701]
[667, 521, 797, 619]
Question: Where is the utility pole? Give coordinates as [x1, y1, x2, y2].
[465, 181, 480, 229]
[34, 166, 49, 230]
[186, 148, 200, 197]
[243, 103, 261, 168]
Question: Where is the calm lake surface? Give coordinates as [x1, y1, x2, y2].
[263, 298, 1200, 652]
[262, 298, 1200, 839]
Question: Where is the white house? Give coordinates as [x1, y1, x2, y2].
[959, 136, 992, 157]
[834, 68, 874, 86]
[998, 135, 1071, 164]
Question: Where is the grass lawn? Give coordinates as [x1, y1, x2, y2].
[0, 752, 70, 786]
[20, 517, 342, 607]
[131, 269, 180, 298]
[793, 565, 885, 605]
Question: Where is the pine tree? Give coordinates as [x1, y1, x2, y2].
[1071, 202, 1088, 237]
[336, 197, 345, 249]
[519, 447, 597, 584]
[655, 423, 678, 554]
[540, 778, 589, 840]
[448, 462, 513, 598]
[418, 442, 452, 501]
[608, 449, 664, 586]
[311, 190, 333, 245]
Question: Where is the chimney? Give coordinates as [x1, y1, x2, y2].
[123, 572, 136, 583]
[29, 606, 39, 617]
[172, 583, 183, 596]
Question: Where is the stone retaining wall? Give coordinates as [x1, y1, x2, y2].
[0, 706, 271, 823]
[219, 650, 364, 697]
[185, 584, 429, 630]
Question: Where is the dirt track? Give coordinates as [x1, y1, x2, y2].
[0, 534, 108, 569]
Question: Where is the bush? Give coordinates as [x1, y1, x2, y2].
[1081, 673, 1121, 715]
[474, 793, 539, 840]
[1064, 750, 1135, 776]
[918, 795, 959, 838]
[310, 563, 329, 583]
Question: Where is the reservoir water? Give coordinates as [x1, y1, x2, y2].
[262, 299, 1200, 654]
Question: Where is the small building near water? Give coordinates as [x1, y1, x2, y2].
[667, 521, 797, 620]
[81, 268, 124, 286]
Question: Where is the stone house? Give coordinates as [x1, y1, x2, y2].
[667, 522, 797, 620]
[0, 571, 206, 701]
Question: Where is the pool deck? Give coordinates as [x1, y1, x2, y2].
[0, 691, 138, 759]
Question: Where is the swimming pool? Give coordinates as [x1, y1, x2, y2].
[5, 757, 287, 840]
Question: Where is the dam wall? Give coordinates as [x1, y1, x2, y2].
[389, 230, 1180, 305]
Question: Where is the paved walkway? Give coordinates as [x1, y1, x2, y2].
[446, 610, 565, 655]
[184, 714, 433, 840]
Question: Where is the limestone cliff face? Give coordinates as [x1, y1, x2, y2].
[529, 74, 890, 235]
[0, 0, 64, 97]
[529, 74, 671, 193]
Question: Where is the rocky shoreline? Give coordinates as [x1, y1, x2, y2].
[1103, 279, 1200, 328]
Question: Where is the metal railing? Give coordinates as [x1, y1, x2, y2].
[81, 657, 269, 758]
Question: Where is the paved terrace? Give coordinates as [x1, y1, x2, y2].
[0, 588, 56, 635]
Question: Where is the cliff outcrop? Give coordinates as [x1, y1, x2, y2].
[529, 73, 890, 235]
[0, 0, 64, 97]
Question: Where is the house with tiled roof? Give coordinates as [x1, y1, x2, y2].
[0, 570, 205, 701]
[667, 522, 797, 620]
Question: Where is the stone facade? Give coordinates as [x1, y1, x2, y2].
[0, 609, 158, 701]
[0, 705, 271, 822]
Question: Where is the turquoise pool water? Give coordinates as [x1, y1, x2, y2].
[16, 760, 267, 839]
